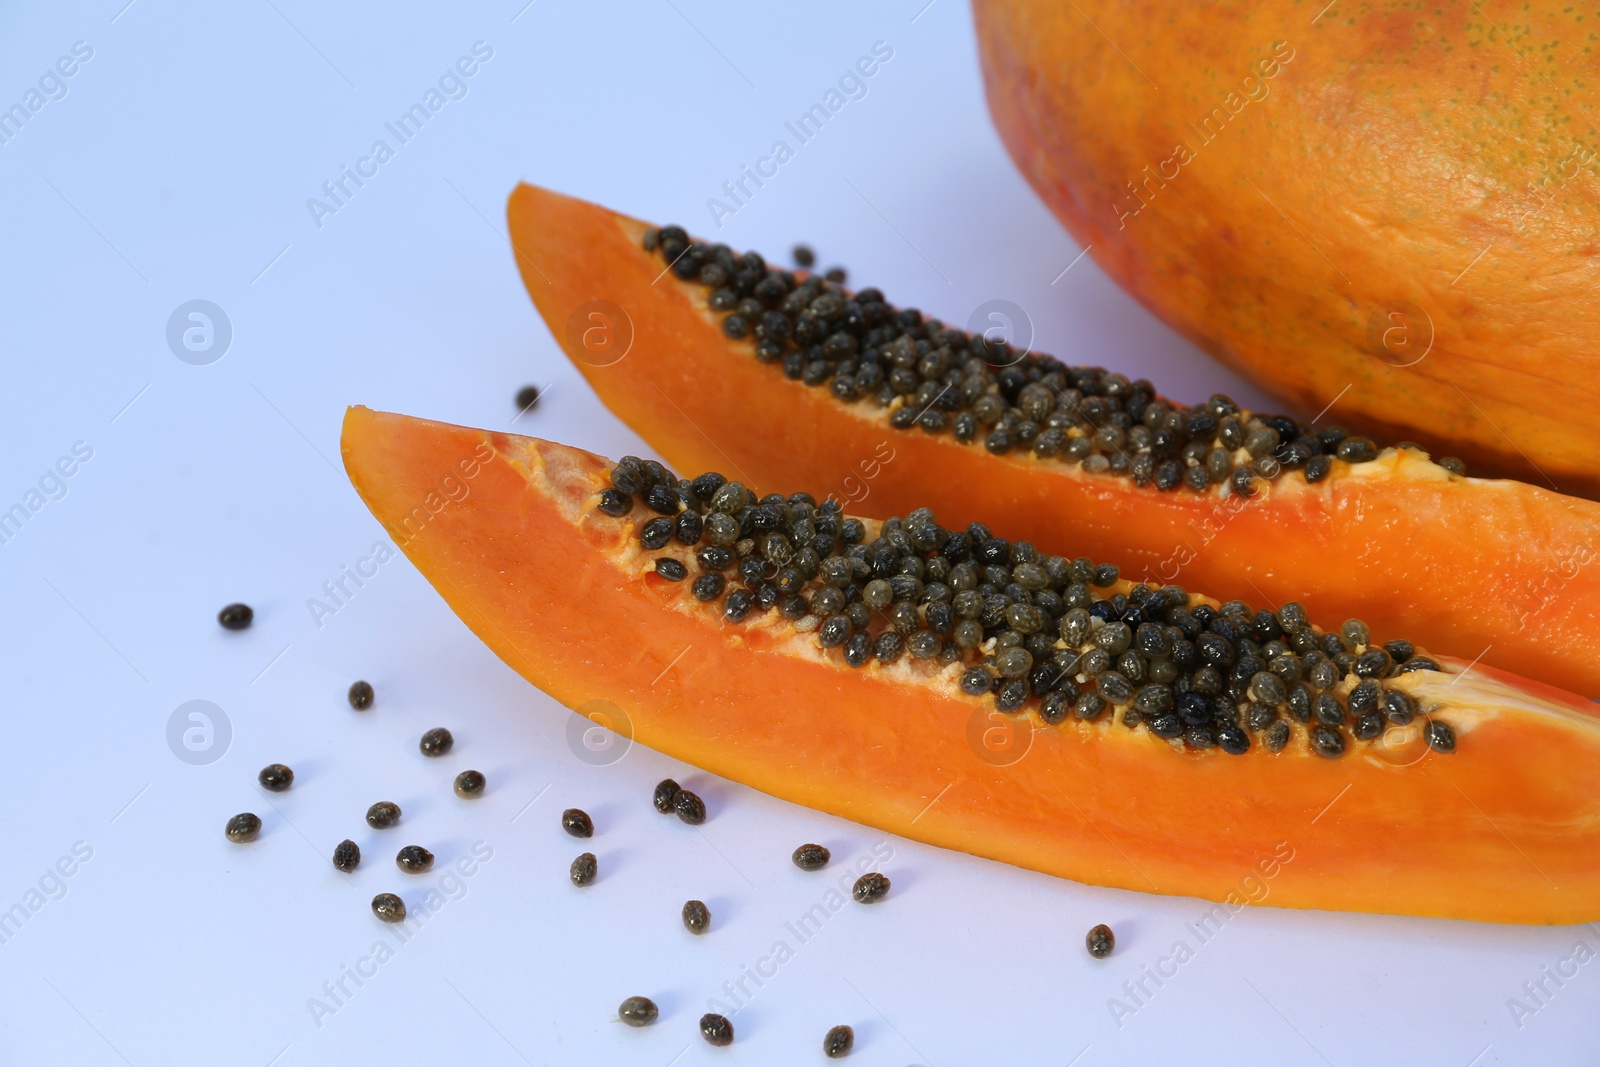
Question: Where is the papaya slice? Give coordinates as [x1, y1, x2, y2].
[341, 406, 1600, 925]
[505, 182, 1600, 699]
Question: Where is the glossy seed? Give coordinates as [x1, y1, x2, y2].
[218, 602, 253, 630]
[419, 727, 453, 757]
[333, 839, 360, 872]
[675, 790, 707, 825]
[793, 843, 831, 871]
[454, 770, 486, 798]
[563, 808, 594, 837]
[225, 812, 261, 843]
[682, 898, 711, 934]
[655, 557, 688, 581]
[396, 845, 434, 873]
[1086, 923, 1115, 959]
[1383, 689, 1416, 725]
[1264, 721, 1290, 752]
[258, 763, 294, 792]
[570, 852, 598, 887]
[852, 872, 891, 904]
[653, 779, 680, 814]
[1425, 719, 1457, 753]
[371, 893, 406, 923]
[700, 1012, 734, 1046]
[366, 801, 400, 828]
[618, 995, 658, 1027]
[824, 1025, 855, 1058]
[1310, 725, 1346, 759]
[347, 680, 375, 710]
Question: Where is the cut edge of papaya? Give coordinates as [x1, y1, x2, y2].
[341, 405, 1600, 926]
[503, 181, 1600, 700]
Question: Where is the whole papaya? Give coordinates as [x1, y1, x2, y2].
[975, 0, 1600, 496]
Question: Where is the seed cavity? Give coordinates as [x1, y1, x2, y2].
[595, 462, 1454, 760]
[644, 229, 1465, 488]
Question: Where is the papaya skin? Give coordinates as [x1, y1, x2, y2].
[341, 407, 1600, 925]
[972, 0, 1600, 495]
[505, 182, 1600, 698]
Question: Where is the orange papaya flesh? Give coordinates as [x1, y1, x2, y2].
[505, 182, 1600, 700]
[341, 406, 1600, 925]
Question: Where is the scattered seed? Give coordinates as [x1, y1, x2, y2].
[852, 872, 890, 904]
[225, 813, 260, 843]
[682, 899, 711, 934]
[366, 801, 400, 829]
[258, 763, 294, 792]
[333, 839, 360, 872]
[700, 1012, 734, 1046]
[571, 852, 598, 887]
[347, 680, 374, 710]
[792, 244, 816, 268]
[217, 603, 253, 630]
[674, 790, 707, 825]
[618, 996, 658, 1027]
[824, 1024, 855, 1058]
[454, 770, 486, 798]
[563, 808, 594, 838]
[653, 779, 681, 814]
[419, 727, 454, 757]
[515, 385, 541, 410]
[396, 845, 434, 873]
[1086, 923, 1115, 959]
[792, 843, 831, 871]
[371, 893, 406, 923]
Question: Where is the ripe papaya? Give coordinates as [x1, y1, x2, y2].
[971, 0, 1600, 495]
[504, 182, 1600, 698]
[341, 407, 1600, 925]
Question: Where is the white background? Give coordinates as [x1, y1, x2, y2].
[0, 1, 1593, 1064]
